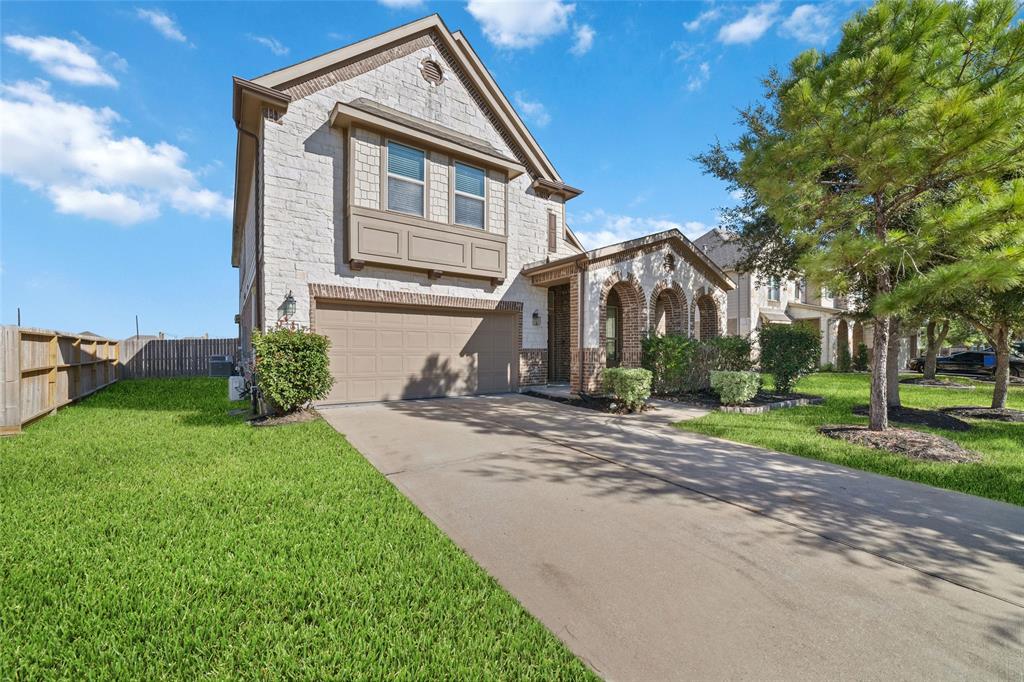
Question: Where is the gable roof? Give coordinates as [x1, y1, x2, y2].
[250, 14, 564, 183]
[522, 229, 735, 291]
[692, 228, 743, 271]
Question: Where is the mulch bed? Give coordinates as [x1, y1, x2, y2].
[940, 406, 1024, 423]
[899, 377, 975, 390]
[818, 425, 981, 463]
[525, 391, 648, 414]
[249, 408, 320, 427]
[851, 405, 973, 432]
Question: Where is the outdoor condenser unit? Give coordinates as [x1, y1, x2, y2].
[209, 355, 234, 377]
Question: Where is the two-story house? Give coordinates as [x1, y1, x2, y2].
[231, 15, 733, 403]
[694, 228, 854, 366]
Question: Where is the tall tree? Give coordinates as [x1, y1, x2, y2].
[726, 0, 1024, 429]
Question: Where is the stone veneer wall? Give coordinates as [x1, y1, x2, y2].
[258, 36, 580, 354]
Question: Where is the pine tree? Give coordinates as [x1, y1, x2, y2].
[726, 0, 1024, 429]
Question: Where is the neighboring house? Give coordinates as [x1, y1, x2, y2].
[231, 15, 733, 403]
[694, 228, 854, 366]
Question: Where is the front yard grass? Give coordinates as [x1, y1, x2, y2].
[675, 373, 1024, 506]
[0, 378, 595, 680]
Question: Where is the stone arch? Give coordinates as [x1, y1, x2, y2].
[852, 321, 864, 349]
[599, 272, 646, 369]
[649, 280, 688, 337]
[692, 288, 720, 340]
[836, 319, 850, 368]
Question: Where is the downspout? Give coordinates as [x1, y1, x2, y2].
[236, 122, 262, 331]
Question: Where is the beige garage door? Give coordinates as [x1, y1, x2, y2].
[315, 301, 517, 403]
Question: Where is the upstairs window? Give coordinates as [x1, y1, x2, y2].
[454, 162, 485, 228]
[387, 141, 425, 216]
[768, 277, 781, 302]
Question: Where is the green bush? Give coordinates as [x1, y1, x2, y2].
[252, 327, 334, 413]
[820, 362, 835, 372]
[709, 370, 761, 405]
[602, 367, 652, 412]
[642, 334, 752, 393]
[757, 324, 821, 394]
[853, 342, 870, 372]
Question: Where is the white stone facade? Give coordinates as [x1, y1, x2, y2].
[253, 41, 578, 350]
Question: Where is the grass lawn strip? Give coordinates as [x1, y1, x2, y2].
[675, 373, 1024, 506]
[0, 378, 596, 680]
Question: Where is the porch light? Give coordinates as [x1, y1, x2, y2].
[532, 310, 541, 326]
[278, 291, 297, 321]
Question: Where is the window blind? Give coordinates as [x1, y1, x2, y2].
[387, 142, 424, 216]
[454, 162, 485, 228]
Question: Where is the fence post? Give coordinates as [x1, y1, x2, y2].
[1, 326, 22, 434]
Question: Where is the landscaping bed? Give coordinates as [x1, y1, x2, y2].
[818, 425, 981, 463]
[659, 390, 824, 413]
[525, 390, 650, 414]
[899, 377, 975, 390]
[0, 379, 595, 679]
[941, 406, 1024, 423]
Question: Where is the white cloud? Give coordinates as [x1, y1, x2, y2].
[49, 186, 160, 225]
[466, 0, 575, 48]
[687, 62, 711, 91]
[513, 91, 551, 127]
[779, 4, 834, 44]
[135, 9, 188, 43]
[3, 35, 117, 87]
[684, 7, 721, 32]
[570, 209, 711, 250]
[717, 2, 779, 44]
[248, 34, 289, 56]
[0, 80, 231, 226]
[376, 0, 424, 6]
[570, 23, 595, 55]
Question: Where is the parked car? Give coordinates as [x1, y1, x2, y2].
[909, 351, 1024, 377]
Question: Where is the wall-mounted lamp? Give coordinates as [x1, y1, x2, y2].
[532, 310, 541, 326]
[278, 290, 297, 322]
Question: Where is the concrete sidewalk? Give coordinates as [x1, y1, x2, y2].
[321, 394, 1024, 680]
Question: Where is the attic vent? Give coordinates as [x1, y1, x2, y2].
[420, 59, 444, 85]
[663, 252, 676, 273]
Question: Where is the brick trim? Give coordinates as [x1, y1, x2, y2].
[598, 272, 646, 374]
[308, 283, 523, 387]
[691, 286, 720, 340]
[519, 348, 547, 386]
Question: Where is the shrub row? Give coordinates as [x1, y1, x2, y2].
[602, 367, 653, 412]
[642, 335, 753, 393]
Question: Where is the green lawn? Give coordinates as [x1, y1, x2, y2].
[0, 379, 594, 680]
[676, 373, 1024, 506]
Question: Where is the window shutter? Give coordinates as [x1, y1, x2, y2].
[548, 213, 557, 252]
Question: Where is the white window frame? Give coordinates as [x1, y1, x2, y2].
[385, 139, 426, 218]
[768, 277, 781, 302]
[452, 160, 487, 230]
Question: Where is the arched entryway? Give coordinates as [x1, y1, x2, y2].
[693, 293, 719, 340]
[600, 273, 645, 369]
[649, 281, 688, 337]
[852, 321, 864, 349]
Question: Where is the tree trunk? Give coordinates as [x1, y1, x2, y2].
[923, 319, 949, 380]
[990, 322, 1010, 409]
[870, 315, 890, 430]
[886, 317, 901, 408]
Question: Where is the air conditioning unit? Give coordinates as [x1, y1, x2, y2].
[209, 355, 234, 377]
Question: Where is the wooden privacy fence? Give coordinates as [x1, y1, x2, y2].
[119, 337, 239, 379]
[1, 326, 119, 434]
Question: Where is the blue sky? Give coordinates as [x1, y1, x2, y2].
[0, 0, 860, 338]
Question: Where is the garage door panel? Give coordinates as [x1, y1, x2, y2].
[316, 301, 516, 403]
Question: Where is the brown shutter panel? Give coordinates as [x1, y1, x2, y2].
[548, 213, 557, 252]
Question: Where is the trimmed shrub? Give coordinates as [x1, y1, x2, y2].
[853, 343, 870, 372]
[709, 370, 761, 406]
[602, 367, 652, 412]
[252, 328, 334, 413]
[642, 334, 752, 393]
[837, 341, 852, 372]
[758, 324, 821, 394]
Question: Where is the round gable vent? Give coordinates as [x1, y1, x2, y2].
[420, 59, 444, 85]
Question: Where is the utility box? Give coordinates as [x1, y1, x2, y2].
[228, 376, 246, 401]
[209, 355, 234, 377]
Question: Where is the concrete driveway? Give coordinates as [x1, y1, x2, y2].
[320, 394, 1024, 681]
